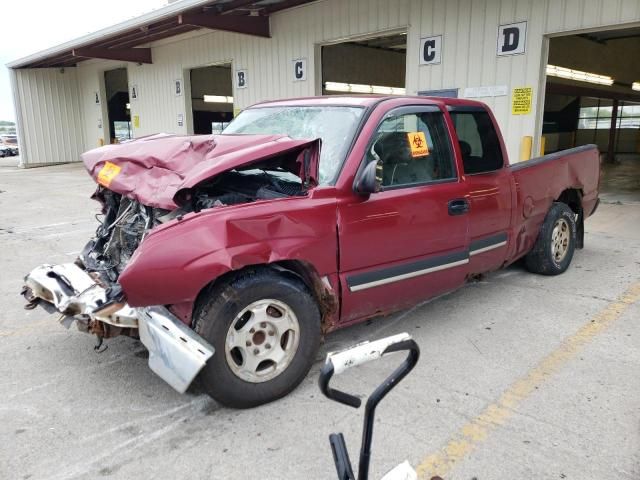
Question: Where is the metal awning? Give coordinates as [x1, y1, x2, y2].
[8, 0, 315, 69]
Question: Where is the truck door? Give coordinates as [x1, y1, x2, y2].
[337, 106, 469, 324]
[448, 107, 513, 274]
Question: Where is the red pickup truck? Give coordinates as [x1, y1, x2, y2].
[23, 96, 599, 408]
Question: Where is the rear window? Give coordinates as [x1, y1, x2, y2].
[450, 110, 504, 174]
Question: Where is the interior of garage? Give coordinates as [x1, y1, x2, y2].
[190, 64, 234, 134]
[542, 28, 640, 201]
[104, 68, 131, 143]
[321, 32, 406, 95]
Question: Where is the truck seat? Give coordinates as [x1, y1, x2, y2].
[373, 132, 434, 186]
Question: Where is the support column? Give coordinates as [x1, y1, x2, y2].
[606, 99, 619, 164]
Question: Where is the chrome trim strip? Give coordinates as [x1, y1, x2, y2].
[469, 240, 507, 256]
[349, 258, 469, 292]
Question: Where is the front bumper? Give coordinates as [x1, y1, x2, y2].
[22, 263, 215, 393]
[137, 307, 214, 393]
[23, 263, 138, 327]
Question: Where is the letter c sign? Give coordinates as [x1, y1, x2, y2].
[292, 58, 307, 81]
[497, 21, 527, 56]
[419, 35, 442, 65]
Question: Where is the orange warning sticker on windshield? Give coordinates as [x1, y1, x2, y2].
[97, 161, 121, 187]
[407, 132, 429, 157]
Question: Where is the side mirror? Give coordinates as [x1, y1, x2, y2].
[354, 161, 381, 196]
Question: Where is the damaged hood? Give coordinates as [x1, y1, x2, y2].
[82, 133, 320, 209]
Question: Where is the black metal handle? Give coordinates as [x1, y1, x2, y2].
[330, 433, 356, 480]
[319, 335, 421, 480]
[448, 198, 469, 216]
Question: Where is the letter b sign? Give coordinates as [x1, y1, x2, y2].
[497, 21, 527, 56]
[236, 70, 247, 89]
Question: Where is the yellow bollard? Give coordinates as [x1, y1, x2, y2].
[519, 136, 532, 161]
[540, 136, 546, 156]
[98, 138, 104, 147]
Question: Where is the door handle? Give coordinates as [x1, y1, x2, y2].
[448, 198, 469, 216]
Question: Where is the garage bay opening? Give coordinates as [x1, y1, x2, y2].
[321, 32, 406, 96]
[104, 68, 131, 143]
[190, 64, 234, 134]
[542, 27, 640, 201]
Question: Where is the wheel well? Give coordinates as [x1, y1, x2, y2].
[193, 260, 338, 332]
[556, 188, 584, 249]
[556, 188, 582, 214]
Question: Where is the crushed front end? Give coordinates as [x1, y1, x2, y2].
[21, 186, 215, 393]
[20, 133, 320, 394]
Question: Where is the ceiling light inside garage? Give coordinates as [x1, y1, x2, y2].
[203, 95, 234, 103]
[546, 65, 614, 86]
[325, 82, 405, 95]
[632, 82, 640, 91]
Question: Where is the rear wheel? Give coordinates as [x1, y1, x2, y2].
[194, 268, 321, 408]
[525, 202, 577, 275]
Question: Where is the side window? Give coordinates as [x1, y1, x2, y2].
[449, 110, 504, 174]
[366, 111, 456, 188]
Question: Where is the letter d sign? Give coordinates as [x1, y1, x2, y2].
[497, 21, 527, 56]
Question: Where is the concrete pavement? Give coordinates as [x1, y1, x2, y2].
[1, 162, 639, 480]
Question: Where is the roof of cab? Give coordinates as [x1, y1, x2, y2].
[249, 95, 486, 109]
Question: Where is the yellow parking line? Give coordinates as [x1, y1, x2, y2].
[416, 280, 640, 479]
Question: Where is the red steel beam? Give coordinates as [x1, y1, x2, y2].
[72, 47, 153, 64]
[178, 12, 270, 38]
[106, 26, 195, 50]
[96, 18, 179, 49]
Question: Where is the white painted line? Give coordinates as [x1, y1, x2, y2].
[11, 219, 94, 233]
[40, 228, 96, 239]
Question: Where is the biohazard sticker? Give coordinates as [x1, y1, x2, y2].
[407, 132, 430, 157]
[97, 161, 121, 187]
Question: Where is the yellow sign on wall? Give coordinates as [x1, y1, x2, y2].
[133, 115, 140, 128]
[512, 87, 533, 115]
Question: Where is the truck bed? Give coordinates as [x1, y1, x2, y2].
[507, 144, 600, 262]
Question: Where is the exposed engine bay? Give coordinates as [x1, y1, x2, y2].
[81, 167, 306, 285]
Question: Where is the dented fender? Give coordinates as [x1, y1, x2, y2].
[118, 190, 339, 314]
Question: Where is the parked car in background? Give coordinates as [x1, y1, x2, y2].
[22, 95, 600, 408]
[0, 145, 13, 157]
[1, 135, 19, 156]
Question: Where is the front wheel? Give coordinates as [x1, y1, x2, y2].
[525, 202, 577, 275]
[193, 268, 321, 408]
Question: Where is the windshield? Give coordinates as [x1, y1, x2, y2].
[222, 106, 365, 184]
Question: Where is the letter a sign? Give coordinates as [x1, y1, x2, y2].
[497, 21, 527, 56]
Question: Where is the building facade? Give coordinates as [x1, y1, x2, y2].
[9, 0, 640, 167]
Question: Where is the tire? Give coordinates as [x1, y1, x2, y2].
[193, 268, 321, 408]
[525, 202, 577, 275]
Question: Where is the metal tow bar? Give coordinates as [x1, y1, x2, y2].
[319, 333, 421, 480]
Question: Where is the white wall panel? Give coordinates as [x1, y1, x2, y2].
[13, 68, 84, 166]
[59, 0, 640, 165]
[75, 0, 411, 140]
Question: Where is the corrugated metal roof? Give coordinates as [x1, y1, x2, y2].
[8, 0, 315, 69]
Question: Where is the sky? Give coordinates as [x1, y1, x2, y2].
[0, 0, 168, 122]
